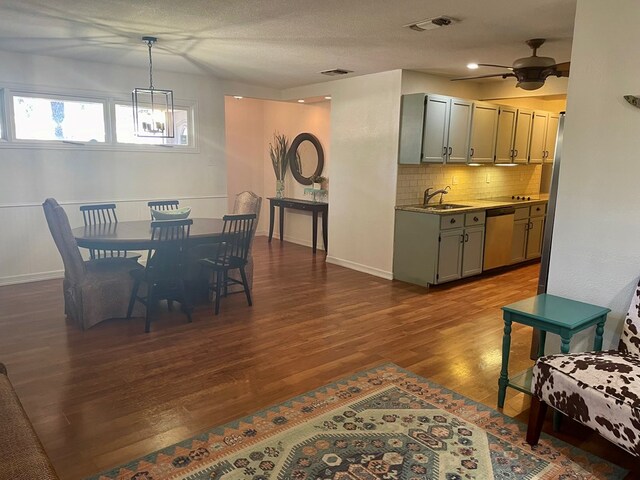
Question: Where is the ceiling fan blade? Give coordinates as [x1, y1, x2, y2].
[451, 73, 516, 81]
[477, 63, 514, 70]
[553, 61, 570, 77]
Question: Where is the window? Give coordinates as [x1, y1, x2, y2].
[13, 95, 106, 142]
[115, 104, 190, 146]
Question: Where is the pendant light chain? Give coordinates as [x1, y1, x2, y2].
[147, 40, 154, 90]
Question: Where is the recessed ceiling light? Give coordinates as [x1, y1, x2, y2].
[297, 99, 305, 103]
[324, 96, 332, 100]
[467, 63, 479, 70]
[233, 95, 243, 99]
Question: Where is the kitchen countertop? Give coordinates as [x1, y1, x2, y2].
[396, 194, 549, 215]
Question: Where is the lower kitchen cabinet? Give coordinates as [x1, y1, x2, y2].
[511, 205, 546, 264]
[394, 210, 485, 286]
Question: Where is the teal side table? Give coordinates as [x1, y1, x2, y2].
[498, 293, 610, 409]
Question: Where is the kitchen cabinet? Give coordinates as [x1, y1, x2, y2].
[544, 113, 560, 163]
[398, 93, 426, 165]
[394, 210, 484, 286]
[529, 112, 560, 164]
[495, 106, 533, 164]
[422, 95, 473, 164]
[469, 102, 499, 164]
[511, 204, 546, 263]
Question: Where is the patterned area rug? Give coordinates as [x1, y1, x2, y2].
[89, 364, 628, 480]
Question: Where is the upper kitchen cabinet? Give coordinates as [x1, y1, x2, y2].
[397, 94, 473, 165]
[544, 113, 560, 163]
[398, 93, 426, 165]
[495, 106, 533, 164]
[422, 95, 473, 164]
[529, 111, 560, 164]
[469, 102, 499, 164]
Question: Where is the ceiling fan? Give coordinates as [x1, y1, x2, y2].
[452, 38, 570, 90]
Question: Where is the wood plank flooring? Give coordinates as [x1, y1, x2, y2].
[0, 237, 635, 478]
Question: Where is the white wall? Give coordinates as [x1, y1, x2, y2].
[225, 97, 331, 246]
[546, 0, 640, 351]
[0, 50, 227, 285]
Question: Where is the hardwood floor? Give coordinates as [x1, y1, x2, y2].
[0, 237, 635, 478]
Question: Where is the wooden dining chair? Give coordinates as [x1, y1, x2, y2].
[198, 214, 256, 315]
[79, 204, 141, 261]
[147, 200, 179, 219]
[126, 219, 193, 333]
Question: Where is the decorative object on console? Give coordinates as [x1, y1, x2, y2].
[132, 36, 174, 138]
[89, 364, 627, 480]
[288, 132, 325, 185]
[305, 174, 328, 202]
[269, 132, 290, 198]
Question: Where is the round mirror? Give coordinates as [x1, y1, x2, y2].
[289, 133, 324, 185]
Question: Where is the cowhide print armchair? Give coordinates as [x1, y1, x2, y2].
[526, 280, 640, 464]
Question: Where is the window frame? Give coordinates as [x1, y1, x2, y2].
[0, 84, 199, 153]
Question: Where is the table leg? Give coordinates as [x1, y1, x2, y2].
[312, 210, 318, 254]
[560, 333, 571, 354]
[594, 320, 605, 351]
[537, 330, 547, 358]
[322, 209, 328, 253]
[268, 203, 275, 243]
[279, 205, 284, 242]
[498, 318, 512, 409]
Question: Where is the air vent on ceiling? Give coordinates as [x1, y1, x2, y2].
[320, 68, 353, 76]
[405, 15, 456, 32]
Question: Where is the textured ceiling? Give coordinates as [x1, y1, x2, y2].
[0, 0, 576, 89]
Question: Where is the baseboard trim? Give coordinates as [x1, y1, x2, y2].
[326, 256, 393, 280]
[0, 269, 64, 286]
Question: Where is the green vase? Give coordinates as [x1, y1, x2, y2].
[276, 180, 284, 199]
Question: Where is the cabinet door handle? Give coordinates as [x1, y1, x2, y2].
[514, 149, 518, 157]
[543, 150, 547, 159]
[473, 216, 479, 222]
[460, 234, 465, 243]
[509, 149, 513, 157]
[450, 218, 456, 224]
[470, 148, 474, 157]
[448, 146, 453, 155]
[529, 221, 534, 229]
[443, 146, 448, 157]
[465, 233, 469, 242]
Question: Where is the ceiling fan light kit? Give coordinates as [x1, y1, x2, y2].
[452, 38, 570, 91]
[132, 36, 175, 138]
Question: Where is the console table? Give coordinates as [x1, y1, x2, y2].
[268, 197, 328, 254]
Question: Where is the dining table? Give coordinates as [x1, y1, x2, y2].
[72, 218, 225, 251]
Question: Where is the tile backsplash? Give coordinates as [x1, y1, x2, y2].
[396, 164, 542, 205]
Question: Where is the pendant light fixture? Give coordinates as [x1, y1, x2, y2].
[132, 36, 174, 138]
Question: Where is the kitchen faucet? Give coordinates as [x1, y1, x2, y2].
[423, 186, 451, 206]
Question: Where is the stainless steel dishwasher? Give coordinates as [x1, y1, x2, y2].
[483, 206, 515, 270]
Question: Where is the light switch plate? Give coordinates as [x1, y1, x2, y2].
[486, 173, 491, 183]
[452, 175, 459, 185]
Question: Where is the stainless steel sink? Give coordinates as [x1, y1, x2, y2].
[420, 203, 470, 210]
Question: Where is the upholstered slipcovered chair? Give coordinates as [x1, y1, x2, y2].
[43, 198, 143, 329]
[527, 280, 640, 460]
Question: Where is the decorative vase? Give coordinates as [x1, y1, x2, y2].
[276, 179, 285, 198]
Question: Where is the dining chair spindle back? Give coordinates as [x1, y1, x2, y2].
[198, 213, 256, 315]
[126, 218, 193, 332]
[79, 203, 141, 261]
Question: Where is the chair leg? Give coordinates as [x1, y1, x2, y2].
[127, 279, 141, 319]
[239, 266, 252, 306]
[145, 286, 155, 333]
[526, 397, 548, 446]
[214, 270, 222, 315]
[177, 280, 192, 323]
[223, 270, 229, 297]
